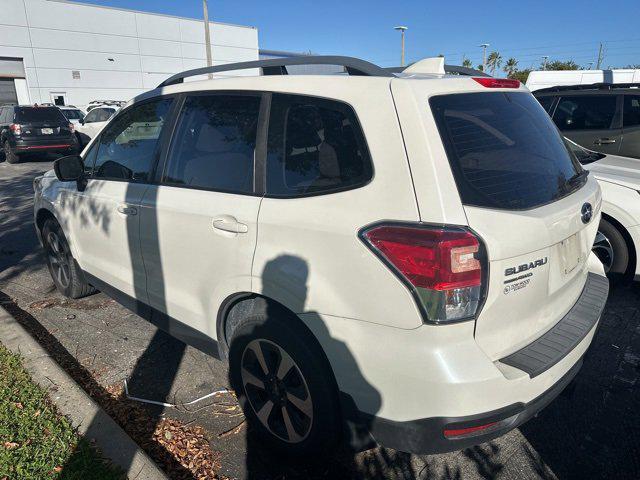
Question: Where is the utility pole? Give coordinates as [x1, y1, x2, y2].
[394, 26, 408, 66]
[203, 0, 213, 79]
[596, 43, 604, 70]
[479, 44, 489, 72]
[541, 55, 549, 70]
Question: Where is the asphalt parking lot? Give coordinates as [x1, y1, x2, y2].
[1, 157, 639, 480]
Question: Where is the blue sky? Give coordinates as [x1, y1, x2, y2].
[76, 0, 640, 70]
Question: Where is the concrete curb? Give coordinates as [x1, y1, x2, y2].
[0, 305, 168, 480]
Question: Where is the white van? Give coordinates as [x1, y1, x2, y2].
[526, 69, 640, 92]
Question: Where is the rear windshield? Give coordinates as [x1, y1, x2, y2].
[15, 107, 68, 124]
[430, 92, 585, 210]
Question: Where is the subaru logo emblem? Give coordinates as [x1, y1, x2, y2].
[581, 202, 593, 224]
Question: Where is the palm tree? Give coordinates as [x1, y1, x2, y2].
[503, 57, 518, 78]
[462, 58, 472, 68]
[487, 51, 503, 75]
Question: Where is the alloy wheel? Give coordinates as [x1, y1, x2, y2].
[593, 230, 614, 273]
[47, 231, 71, 288]
[240, 339, 313, 443]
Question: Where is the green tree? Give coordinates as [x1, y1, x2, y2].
[510, 69, 531, 83]
[462, 58, 472, 68]
[487, 51, 503, 75]
[503, 57, 518, 77]
[545, 60, 580, 70]
[477, 64, 484, 72]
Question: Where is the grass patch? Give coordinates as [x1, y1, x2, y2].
[0, 343, 124, 480]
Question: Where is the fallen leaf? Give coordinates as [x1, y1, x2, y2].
[3, 442, 19, 449]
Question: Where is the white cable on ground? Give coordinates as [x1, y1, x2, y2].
[123, 378, 230, 408]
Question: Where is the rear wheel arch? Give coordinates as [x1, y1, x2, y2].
[217, 293, 339, 385]
[600, 212, 636, 276]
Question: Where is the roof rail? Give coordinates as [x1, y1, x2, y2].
[157, 55, 393, 88]
[534, 82, 640, 94]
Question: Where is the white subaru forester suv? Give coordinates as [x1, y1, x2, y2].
[33, 56, 609, 456]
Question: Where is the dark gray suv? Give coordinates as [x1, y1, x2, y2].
[534, 83, 640, 159]
[0, 105, 78, 164]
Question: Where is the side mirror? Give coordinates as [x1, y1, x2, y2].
[54, 155, 84, 182]
[79, 118, 85, 125]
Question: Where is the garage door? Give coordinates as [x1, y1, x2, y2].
[0, 79, 18, 105]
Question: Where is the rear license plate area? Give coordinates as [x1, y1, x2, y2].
[41, 128, 53, 135]
[560, 233, 581, 275]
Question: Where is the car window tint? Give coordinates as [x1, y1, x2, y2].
[430, 92, 583, 210]
[85, 108, 113, 123]
[93, 98, 172, 182]
[63, 109, 85, 121]
[552, 95, 617, 130]
[14, 107, 67, 124]
[536, 96, 555, 114]
[266, 94, 372, 197]
[163, 94, 260, 193]
[623, 95, 640, 128]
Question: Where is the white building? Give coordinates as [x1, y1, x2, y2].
[0, 0, 259, 107]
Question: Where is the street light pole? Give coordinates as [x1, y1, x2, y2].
[394, 26, 408, 67]
[541, 55, 549, 70]
[203, 0, 213, 78]
[478, 43, 489, 72]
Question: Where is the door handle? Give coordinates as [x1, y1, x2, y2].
[117, 204, 137, 216]
[213, 216, 248, 234]
[594, 138, 616, 145]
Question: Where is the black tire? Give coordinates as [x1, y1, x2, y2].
[4, 141, 19, 164]
[228, 308, 341, 457]
[42, 218, 96, 298]
[593, 218, 629, 275]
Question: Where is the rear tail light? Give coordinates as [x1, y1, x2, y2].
[9, 123, 22, 136]
[360, 223, 486, 324]
[473, 77, 520, 89]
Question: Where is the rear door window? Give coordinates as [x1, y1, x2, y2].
[14, 107, 67, 124]
[163, 94, 260, 194]
[266, 94, 372, 197]
[430, 92, 583, 210]
[552, 95, 617, 130]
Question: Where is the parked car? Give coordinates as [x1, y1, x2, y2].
[85, 100, 125, 112]
[59, 106, 86, 125]
[526, 69, 640, 92]
[565, 138, 640, 278]
[74, 105, 118, 147]
[33, 56, 608, 456]
[534, 83, 640, 159]
[0, 104, 78, 163]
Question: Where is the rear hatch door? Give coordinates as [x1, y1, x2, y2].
[428, 89, 601, 360]
[15, 107, 73, 140]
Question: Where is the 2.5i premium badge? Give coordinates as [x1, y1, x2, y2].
[503, 257, 548, 294]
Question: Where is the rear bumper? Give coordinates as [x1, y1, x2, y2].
[352, 355, 584, 454]
[305, 259, 609, 454]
